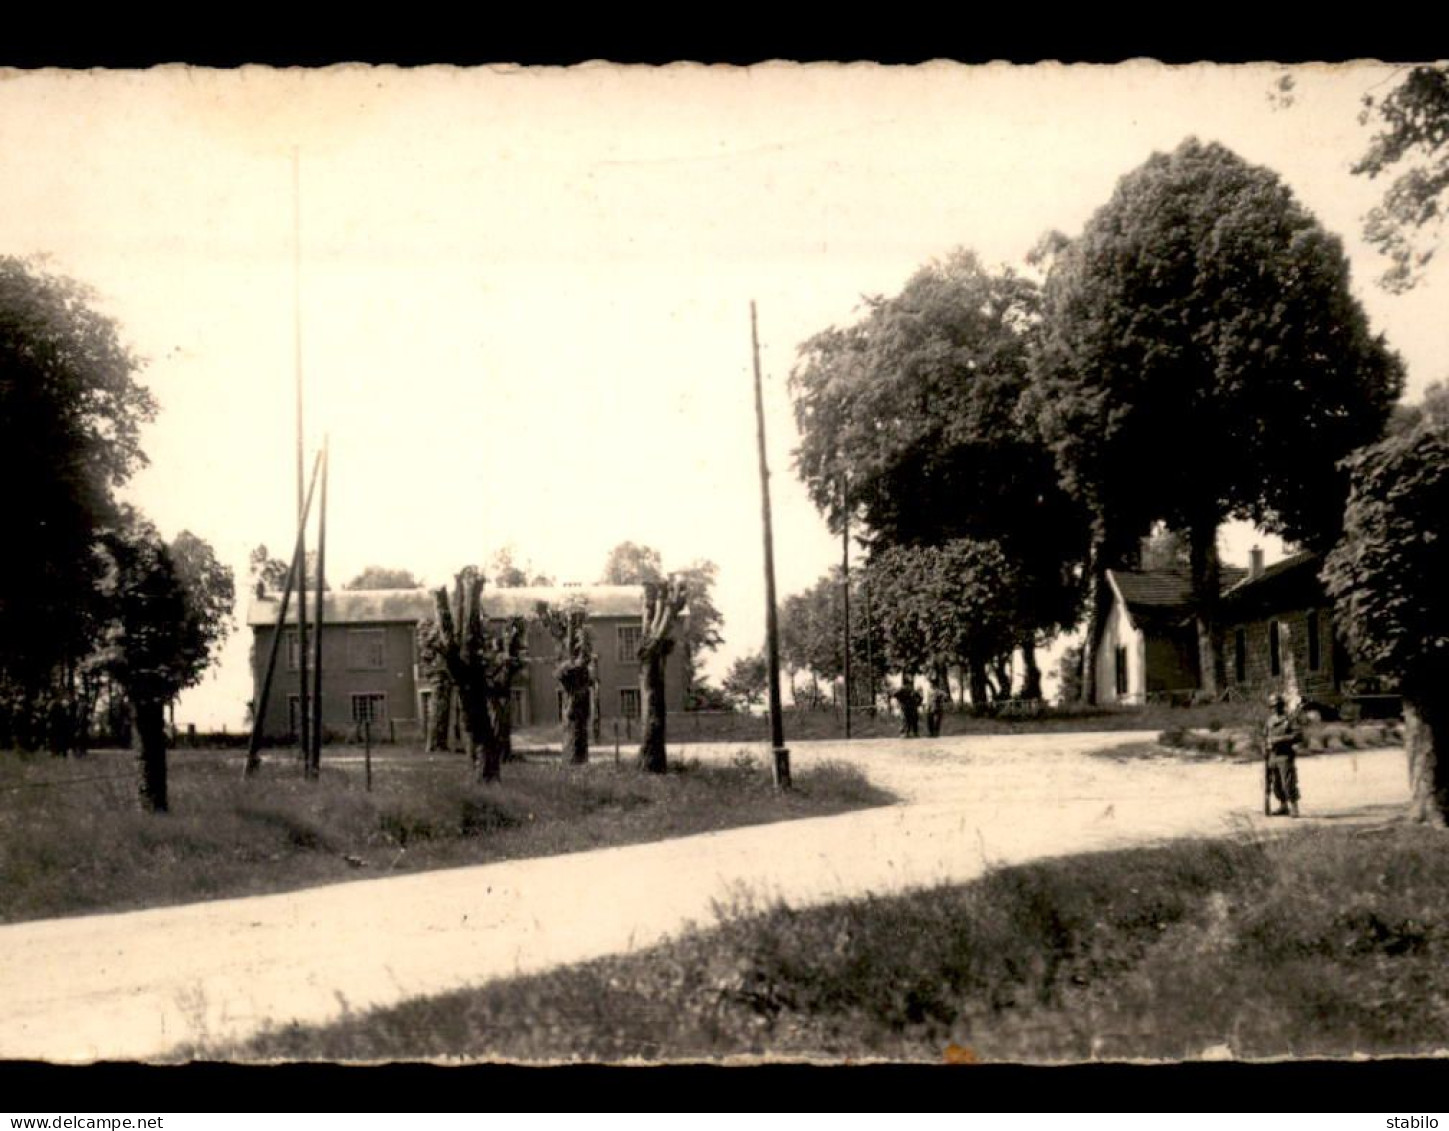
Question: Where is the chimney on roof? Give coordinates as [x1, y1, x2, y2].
[1248, 546, 1265, 581]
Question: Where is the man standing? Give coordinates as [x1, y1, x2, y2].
[926, 685, 948, 738]
[893, 683, 922, 738]
[1263, 692, 1302, 817]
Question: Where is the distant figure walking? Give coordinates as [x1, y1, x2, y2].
[1263, 692, 1302, 817]
[894, 684, 922, 738]
[926, 685, 948, 737]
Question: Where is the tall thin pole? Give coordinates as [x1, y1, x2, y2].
[293, 146, 310, 765]
[309, 436, 329, 778]
[865, 574, 876, 716]
[751, 301, 790, 790]
[842, 475, 852, 739]
[246, 451, 324, 776]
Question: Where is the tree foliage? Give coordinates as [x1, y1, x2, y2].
[1033, 137, 1404, 559]
[866, 539, 1021, 707]
[249, 544, 327, 597]
[0, 257, 155, 705]
[98, 513, 234, 810]
[344, 566, 421, 590]
[790, 250, 1087, 648]
[778, 568, 885, 708]
[721, 651, 769, 710]
[1323, 407, 1449, 824]
[1353, 65, 1449, 292]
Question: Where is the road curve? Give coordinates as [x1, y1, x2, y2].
[0, 731, 1408, 1062]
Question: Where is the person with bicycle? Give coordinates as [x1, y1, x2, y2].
[1263, 692, 1303, 817]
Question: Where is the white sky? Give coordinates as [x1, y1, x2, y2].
[1, 62, 1444, 727]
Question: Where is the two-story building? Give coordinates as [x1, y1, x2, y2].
[247, 585, 689, 742]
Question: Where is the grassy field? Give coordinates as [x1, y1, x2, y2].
[224, 822, 1449, 1064]
[0, 746, 889, 925]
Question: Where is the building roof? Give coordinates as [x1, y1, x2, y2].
[1109, 564, 1249, 616]
[1220, 550, 1325, 615]
[247, 585, 651, 628]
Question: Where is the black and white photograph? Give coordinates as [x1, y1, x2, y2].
[0, 60, 1447, 1069]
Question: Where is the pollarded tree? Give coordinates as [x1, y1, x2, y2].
[1032, 138, 1404, 698]
[427, 568, 526, 784]
[98, 513, 234, 811]
[536, 597, 595, 764]
[637, 577, 688, 774]
[1323, 413, 1449, 826]
[416, 618, 455, 753]
[790, 250, 1089, 699]
[599, 542, 725, 697]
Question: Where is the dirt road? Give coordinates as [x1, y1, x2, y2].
[0, 732, 1408, 1062]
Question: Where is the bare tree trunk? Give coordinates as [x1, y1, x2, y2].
[1188, 515, 1223, 699]
[134, 697, 168, 813]
[1406, 699, 1449, 827]
[560, 666, 591, 764]
[427, 676, 452, 753]
[489, 693, 514, 763]
[967, 657, 991, 714]
[1021, 638, 1043, 701]
[991, 655, 1013, 702]
[1081, 559, 1105, 705]
[638, 654, 668, 773]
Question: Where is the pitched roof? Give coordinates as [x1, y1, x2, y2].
[1220, 550, 1325, 614]
[1109, 564, 1249, 616]
[246, 585, 650, 627]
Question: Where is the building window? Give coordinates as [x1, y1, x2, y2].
[285, 631, 302, 671]
[1114, 645, 1129, 697]
[347, 629, 386, 670]
[1307, 610, 1322, 672]
[617, 625, 642, 664]
[1269, 620, 1282, 677]
[351, 692, 387, 725]
[619, 687, 641, 719]
[1234, 629, 1247, 684]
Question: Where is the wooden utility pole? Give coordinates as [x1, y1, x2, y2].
[293, 146, 310, 765]
[842, 475, 852, 739]
[245, 451, 324, 776]
[308, 436, 329, 778]
[751, 301, 791, 790]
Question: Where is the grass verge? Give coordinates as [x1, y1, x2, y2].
[0, 748, 889, 925]
[222, 823, 1449, 1063]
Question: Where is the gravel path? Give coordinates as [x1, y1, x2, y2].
[0, 731, 1408, 1062]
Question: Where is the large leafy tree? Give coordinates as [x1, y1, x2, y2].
[98, 513, 234, 811]
[790, 250, 1088, 699]
[1031, 138, 1404, 697]
[1323, 409, 1449, 826]
[1353, 65, 1449, 293]
[867, 540, 1021, 710]
[721, 650, 769, 710]
[778, 569, 885, 710]
[0, 257, 155, 741]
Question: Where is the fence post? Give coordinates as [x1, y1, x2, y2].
[364, 718, 373, 792]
